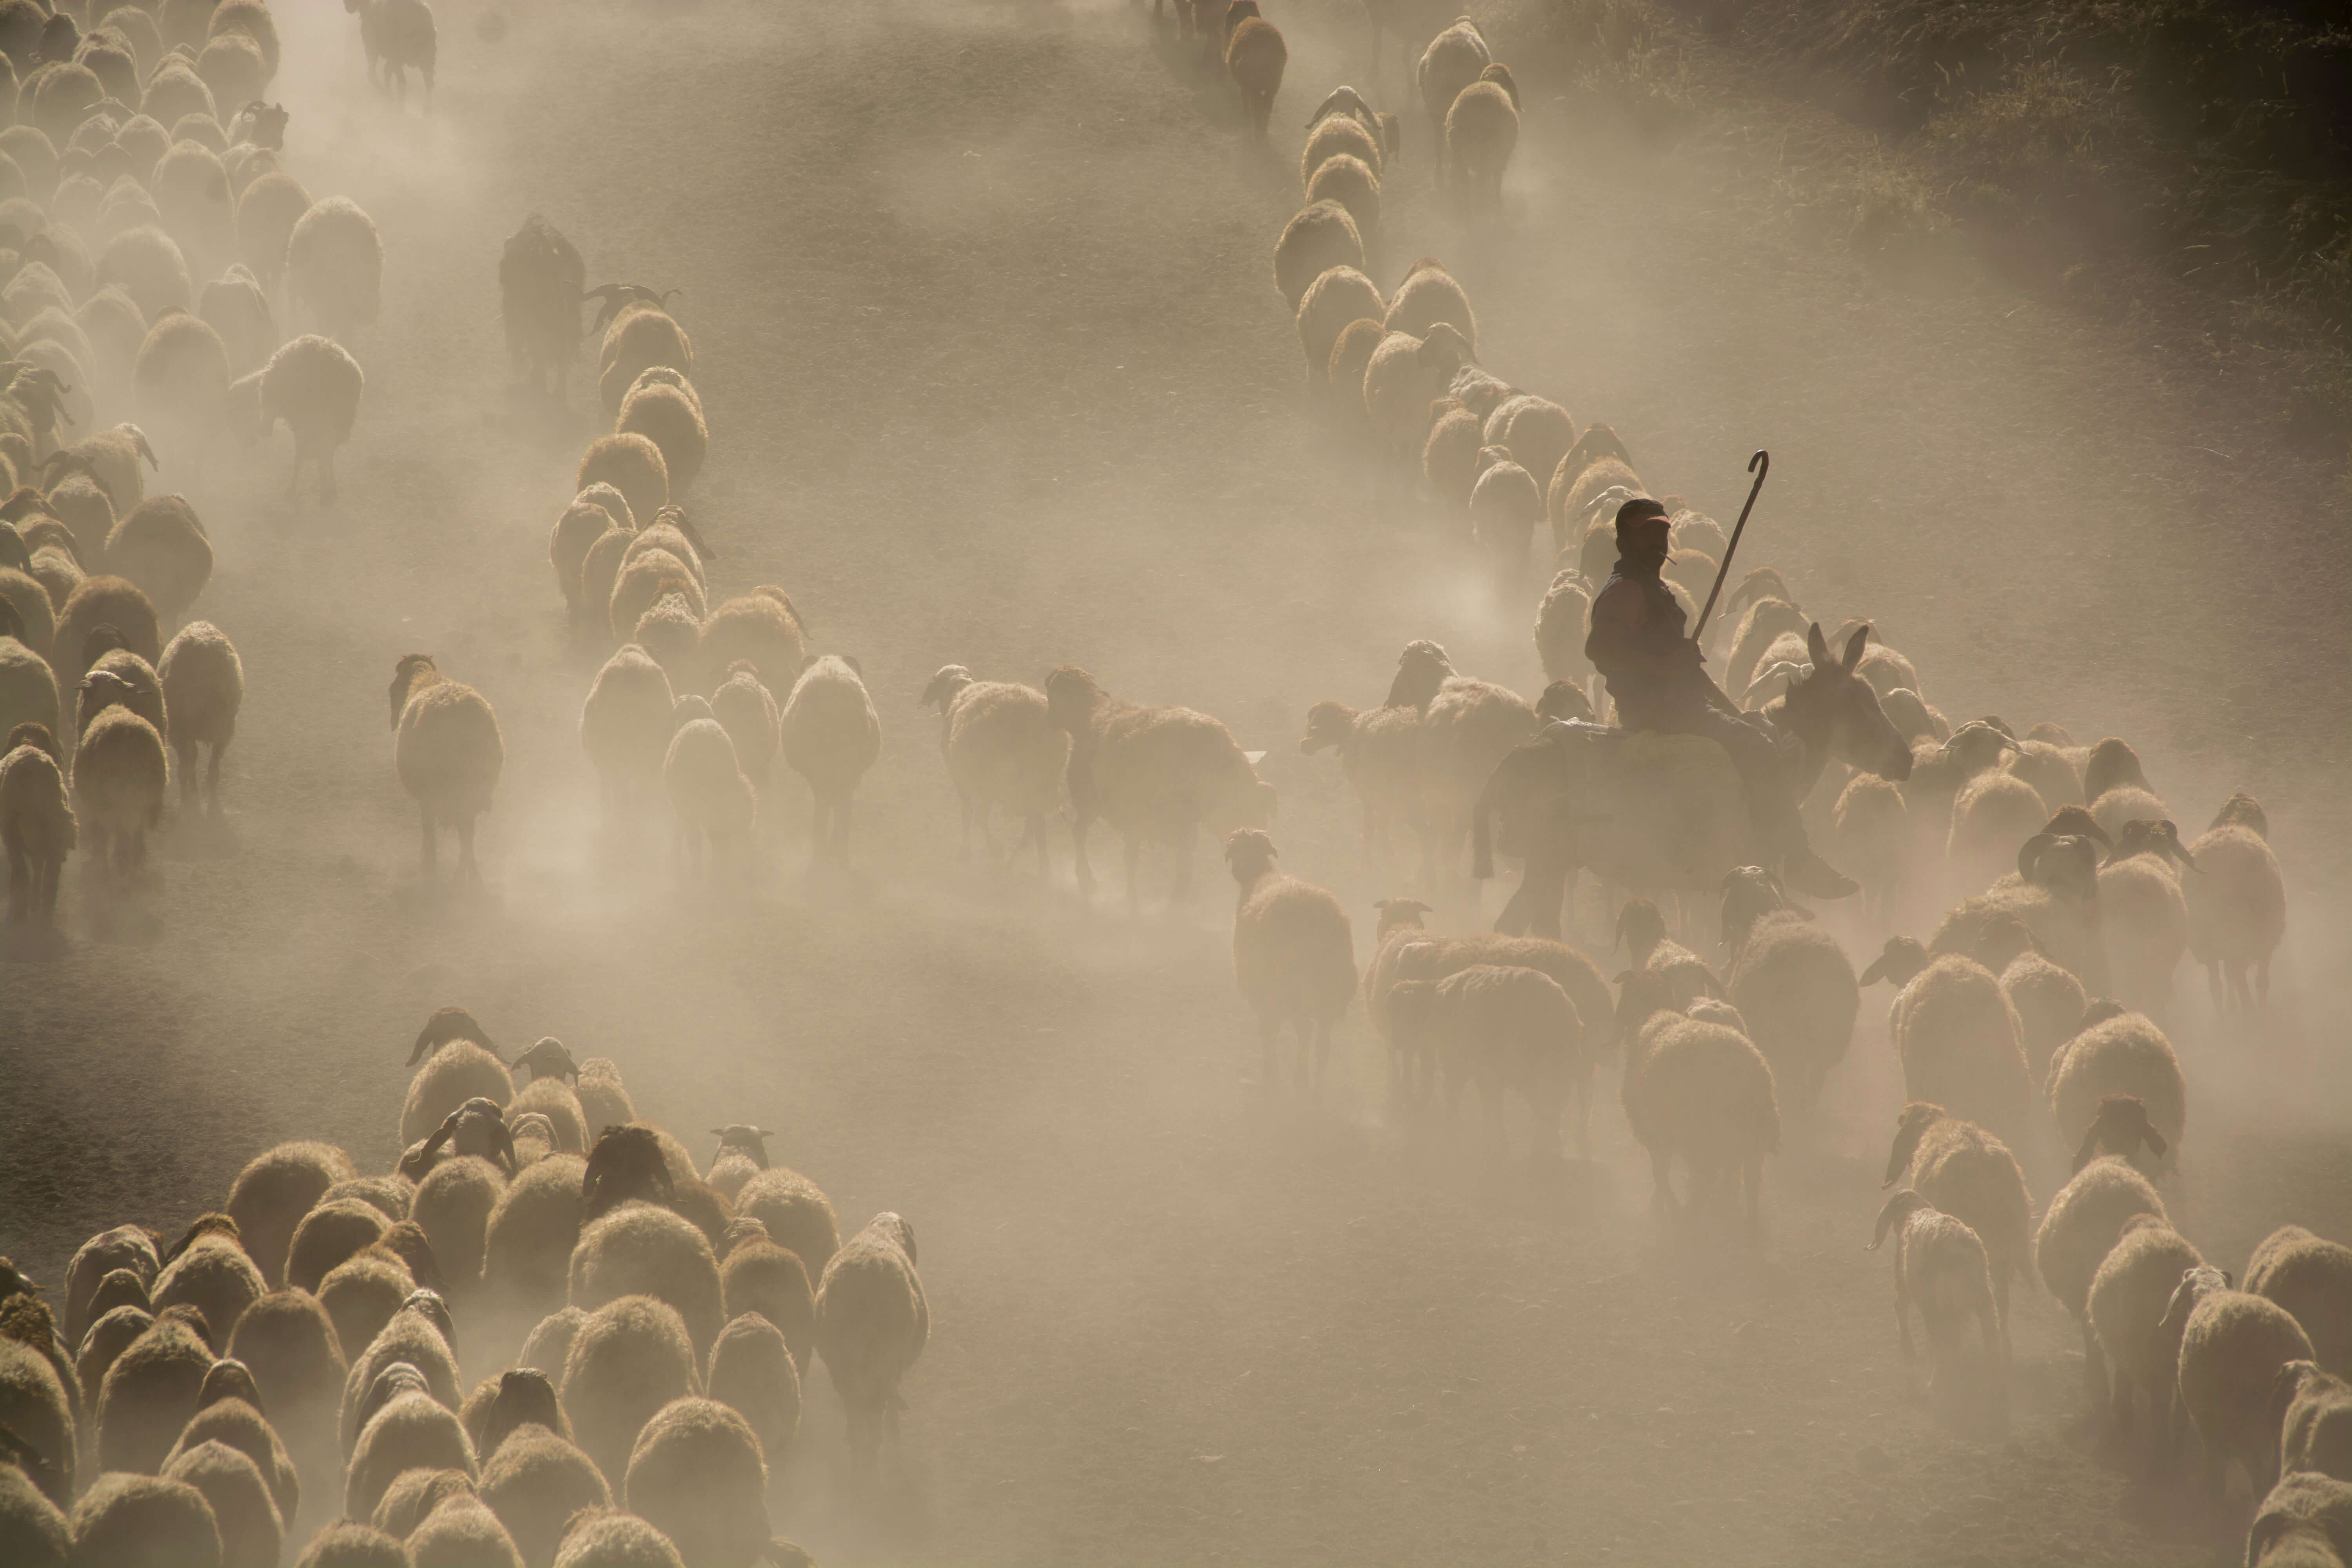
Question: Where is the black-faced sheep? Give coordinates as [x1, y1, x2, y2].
[1225, 13, 1285, 140]
[389, 653, 505, 884]
[1226, 829, 1356, 1091]
[2163, 1264, 2318, 1505]
[813, 1212, 926, 1483]
[1867, 1189, 2001, 1398]
[2247, 1226, 2352, 1377]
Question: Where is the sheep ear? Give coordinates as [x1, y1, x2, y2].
[1806, 623, 1831, 669]
[1859, 953, 1888, 986]
[2142, 1123, 2169, 1159]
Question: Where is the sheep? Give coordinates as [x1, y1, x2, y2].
[2035, 1123, 2168, 1408]
[697, 589, 803, 697]
[1880, 1101, 2032, 1351]
[499, 214, 584, 396]
[2096, 817, 2194, 1007]
[1298, 693, 1425, 872]
[481, 1151, 586, 1314]
[1416, 16, 1491, 158]
[813, 1211, 926, 1481]
[2086, 1213, 2205, 1445]
[1225, 12, 1285, 140]
[77, 1305, 156, 1425]
[1555, 467, 1644, 568]
[1304, 152, 1380, 259]
[1860, 938, 2030, 1147]
[2248, 1227, 2352, 1377]
[550, 496, 618, 618]
[611, 1397, 771, 1568]
[1612, 970, 1779, 1231]
[702, 1128, 771, 1205]
[1363, 322, 1474, 463]
[230, 170, 306, 299]
[150, 1218, 264, 1354]
[1045, 664, 1274, 910]
[2046, 1008, 2185, 1170]
[1445, 63, 1517, 207]
[0, 1450, 68, 1564]
[477, 1423, 608, 1568]
[98, 225, 193, 323]
[64, 1224, 160, 1353]
[402, 1009, 514, 1149]
[43, 424, 156, 519]
[0, 1336, 72, 1507]
[1324, 317, 1386, 419]
[0, 576, 53, 669]
[1294, 265, 1383, 388]
[162, 1436, 279, 1567]
[729, 1166, 837, 1282]
[912, 664, 1060, 870]
[152, 619, 239, 812]
[347, 1381, 478, 1523]
[1467, 446, 1542, 570]
[376, 1469, 481, 1541]
[1388, 959, 1589, 1156]
[1420, 397, 1484, 507]
[1301, 90, 1394, 184]
[705, 1311, 799, 1465]
[592, 299, 691, 417]
[577, 436, 669, 543]
[298, 1520, 411, 1568]
[285, 196, 380, 338]
[1929, 828, 2107, 995]
[79, 639, 169, 745]
[546, 1509, 684, 1568]
[1830, 771, 1911, 920]
[73, 701, 165, 877]
[131, 308, 233, 461]
[0, 728, 72, 921]
[718, 1221, 815, 1375]
[569, 1201, 724, 1361]
[67, 1472, 223, 1565]
[575, 643, 674, 821]
[2002, 950, 2087, 1080]
[576, 1060, 635, 1144]
[1867, 1189, 2002, 1398]
[664, 701, 754, 878]
[1223, 829, 1356, 1091]
[1383, 639, 1534, 880]
[166, 1395, 297, 1523]
[237, 333, 363, 501]
[1613, 896, 1722, 1009]
[222, 1140, 354, 1288]
[617, 373, 705, 497]
[559, 1294, 700, 1488]
[389, 653, 505, 883]
[1272, 201, 1363, 312]
[1945, 766, 2047, 888]
[2276, 1361, 2352, 1482]
[1719, 870, 1861, 1114]
[1484, 394, 1573, 512]
[2163, 1265, 2319, 1504]
[2186, 804, 2287, 1010]
[410, 1154, 505, 1298]
[2247, 1472, 2352, 1568]
[225, 1288, 345, 1431]
[96, 1310, 214, 1473]
[408, 1496, 525, 1567]
[1379, 257, 1477, 354]
[512, 1072, 588, 1157]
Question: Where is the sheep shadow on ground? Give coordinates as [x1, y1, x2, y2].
[165, 811, 243, 861]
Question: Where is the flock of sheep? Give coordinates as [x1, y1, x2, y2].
[1, 1006, 927, 1566]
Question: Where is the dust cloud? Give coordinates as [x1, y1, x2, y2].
[1, 0, 2344, 1565]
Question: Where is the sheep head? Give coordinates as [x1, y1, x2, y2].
[1968, 911, 2042, 972]
[1858, 936, 1928, 989]
[1224, 828, 1279, 887]
[1685, 998, 1748, 1031]
[920, 665, 975, 715]
[233, 102, 289, 151]
[198, 1358, 265, 1415]
[1371, 897, 1430, 935]
[1043, 666, 1104, 733]
[2107, 818, 2198, 873]
[2073, 1093, 2167, 1173]
[401, 1289, 457, 1352]
[513, 1036, 579, 1084]
[1298, 699, 1360, 755]
[869, 1212, 918, 1266]
[0, 521, 25, 575]
[0, 1261, 39, 1310]
[480, 1368, 563, 1459]
[1613, 897, 1667, 960]
[709, 1125, 772, 1169]
[1535, 680, 1594, 726]
[1882, 1103, 1947, 1187]
[1418, 321, 1474, 374]
[581, 1124, 673, 1221]
[1867, 1188, 1932, 1251]
[2082, 737, 2146, 804]
[2038, 805, 2111, 850]
[2209, 792, 2267, 839]
[388, 654, 441, 730]
[1719, 866, 1806, 955]
[722, 1218, 773, 1258]
[1386, 640, 1454, 711]
[1478, 61, 1519, 108]
[2156, 1264, 2230, 1346]
[355, 1361, 431, 1437]
[409, 1006, 495, 1067]
[4, 722, 57, 763]
[161, 1213, 240, 1266]
[2017, 832, 2100, 900]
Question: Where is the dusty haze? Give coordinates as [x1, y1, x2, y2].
[2, 0, 2346, 1564]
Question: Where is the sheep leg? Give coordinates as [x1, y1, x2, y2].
[2105, 1366, 2134, 1446]
[205, 743, 226, 813]
[1256, 1013, 1278, 1088]
[456, 816, 481, 885]
[1647, 1145, 1675, 1214]
[1025, 813, 1049, 876]
[2255, 954, 2271, 1009]
[173, 739, 198, 804]
[6, 846, 24, 921]
[1070, 814, 1096, 896]
[2078, 1316, 2108, 1412]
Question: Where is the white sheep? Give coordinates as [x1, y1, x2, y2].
[550, 495, 619, 619]
[0, 1335, 72, 1509]
[1389, 958, 1589, 1157]
[389, 653, 505, 883]
[0, 729, 73, 922]
[2000, 949, 2085, 1081]
[1613, 969, 1779, 1232]
[568, 1203, 724, 1362]
[705, 1311, 800, 1466]
[719, 1219, 815, 1375]
[698, 588, 805, 695]
[733, 1167, 839, 1307]
[1416, 16, 1491, 160]
[2034, 1116, 2168, 1410]
[1362, 322, 1474, 462]
[1383, 257, 1478, 361]
[593, 296, 692, 417]
[133, 308, 232, 461]
[919, 664, 1065, 871]
[1881, 1102, 2031, 1355]
[198, 264, 272, 375]
[618, 370, 706, 495]
[2164, 1264, 2317, 1505]
[2085, 1213, 2204, 1446]
[414, 1153, 508, 1295]
[664, 701, 755, 879]
[167, 1392, 298, 1523]
[814, 1212, 927, 1483]
[1866, 1189, 2001, 1399]
[403, 1005, 516, 1143]
[1385, 639, 1533, 883]
[2275, 1360, 2352, 1481]
[2098, 817, 2193, 1007]
[1045, 664, 1274, 910]
[1861, 939, 2030, 1149]
[1467, 446, 1542, 570]
[287, 196, 381, 338]
[2185, 797, 2286, 1011]
[236, 170, 308, 296]
[1225, 829, 1356, 1091]
[224, 1139, 355, 1288]
[1305, 152, 1380, 258]
[2247, 1226, 2352, 1377]
[581, 435, 671, 544]
[1614, 897, 1723, 1011]
[155, 619, 240, 811]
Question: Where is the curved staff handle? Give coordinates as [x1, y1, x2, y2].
[1693, 449, 1769, 642]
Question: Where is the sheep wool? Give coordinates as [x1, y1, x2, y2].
[813, 1213, 927, 1478]
[2166, 1266, 2315, 1504]
[561, 1295, 702, 1488]
[1227, 829, 1356, 1092]
[0, 737, 73, 920]
[389, 654, 505, 883]
[67, 1472, 222, 1568]
[780, 654, 880, 861]
[1294, 264, 1382, 387]
[2247, 1225, 2352, 1376]
[478, 1424, 610, 1568]
[286, 196, 381, 338]
[2085, 1215, 2203, 1440]
[258, 334, 364, 500]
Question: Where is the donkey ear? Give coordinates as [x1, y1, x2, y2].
[1842, 624, 1869, 673]
[1806, 622, 1831, 669]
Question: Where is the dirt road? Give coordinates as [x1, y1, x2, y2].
[2, 2, 2343, 1564]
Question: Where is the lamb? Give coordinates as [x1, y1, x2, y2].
[96, 1310, 214, 1473]
[777, 653, 878, 862]
[0, 727, 73, 921]
[154, 619, 239, 811]
[1445, 62, 1517, 207]
[1363, 322, 1474, 461]
[814, 1212, 927, 1481]
[1225, 12, 1285, 140]
[1225, 829, 1356, 1091]
[224, 1140, 355, 1287]
[1614, 896, 1722, 1009]
[1881, 1102, 2032, 1351]
[920, 665, 1065, 871]
[568, 1202, 724, 1361]
[1294, 264, 1383, 387]
[617, 371, 706, 495]
[388, 653, 505, 884]
[1867, 1189, 2001, 1397]
[67, 1473, 222, 1565]
[2185, 799, 2287, 1010]
[500, 214, 584, 396]
[2247, 1472, 2352, 1568]
[1298, 693, 1424, 872]
[1720, 869, 1862, 1113]
[2165, 1264, 2318, 1504]
[403, 1006, 515, 1145]
[1613, 970, 1779, 1231]
[2034, 1116, 2169, 1407]
[2276, 1361, 2352, 1481]
[1272, 201, 1363, 312]
[73, 700, 166, 877]
[705, 1311, 799, 1464]
[662, 699, 754, 878]
[286, 196, 381, 338]
[2247, 1227, 2352, 1376]
[594, 297, 691, 416]
[1046, 664, 1274, 910]
[162, 1437, 279, 1566]
[2085, 1213, 2205, 1445]
[2046, 1010, 2185, 1170]
[1861, 938, 2030, 1148]
[478, 1422, 609, 1568]
[719, 1220, 815, 1374]
[1381, 257, 1477, 356]
[561, 1295, 701, 1487]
